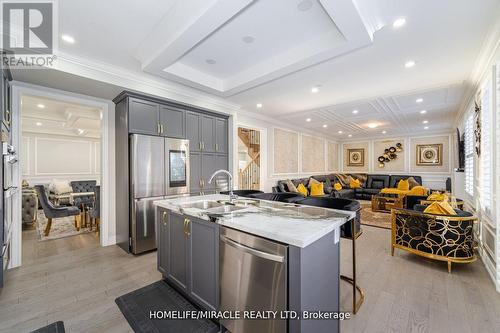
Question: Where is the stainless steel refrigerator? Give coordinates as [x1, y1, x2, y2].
[129, 134, 189, 254]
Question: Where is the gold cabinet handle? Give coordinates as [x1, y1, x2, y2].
[202, 142, 205, 150]
[160, 124, 164, 134]
[162, 211, 167, 226]
[215, 143, 219, 151]
[157, 123, 161, 134]
[199, 141, 202, 150]
[185, 219, 191, 238]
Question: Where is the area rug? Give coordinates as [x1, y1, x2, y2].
[115, 280, 218, 333]
[36, 210, 91, 241]
[359, 200, 392, 230]
[30, 321, 65, 333]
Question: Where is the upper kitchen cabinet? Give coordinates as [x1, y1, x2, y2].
[201, 115, 216, 153]
[128, 98, 160, 135]
[186, 112, 201, 152]
[159, 106, 185, 139]
[215, 118, 228, 154]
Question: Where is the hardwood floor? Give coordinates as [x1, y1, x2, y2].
[1, 225, 498, 332]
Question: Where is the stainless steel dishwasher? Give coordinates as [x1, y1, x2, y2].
[219, 226, 287, 333]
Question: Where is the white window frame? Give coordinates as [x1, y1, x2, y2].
[464, 113, 474, 198]
[480, 76, 493, 218]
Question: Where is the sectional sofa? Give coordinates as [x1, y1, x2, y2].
[273, 174, 424, 200]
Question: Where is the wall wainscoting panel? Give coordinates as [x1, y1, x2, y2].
[273, 128, 299, 174]
[342, 141, 370, 172]
[301, 134, 325, 173]
[409, 135, 451, 173]
[373, 138, 406, 172]
[22, 132, 101, 183]
[327, 141, 339, 172]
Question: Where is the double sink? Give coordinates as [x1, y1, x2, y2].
[179, 199, 257, 215]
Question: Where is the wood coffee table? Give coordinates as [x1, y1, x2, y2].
[371, 195, 404, 213]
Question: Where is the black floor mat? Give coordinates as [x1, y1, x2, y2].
[115, 280, 219, 333]
[30, 321, 65, 333]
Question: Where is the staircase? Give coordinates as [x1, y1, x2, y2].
[238, 128, 260, 190]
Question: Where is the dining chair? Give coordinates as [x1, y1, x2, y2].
[35, 185, 81, 236]
[70, 180, 97, 227]
[88, 185, 100, 235]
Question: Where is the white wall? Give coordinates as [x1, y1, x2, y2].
[21, 131, 101, 185]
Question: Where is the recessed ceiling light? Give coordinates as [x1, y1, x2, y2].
[322, 124, 328, 128]
[338, 130, 343, 134]
[424, 126, 429, 130]
[77, 128, 84, 135]
[422, 120, 428, 124]
[37, 104, 45, 109]
[242, 36, 255, 44]
[306, 118, 311, 122]
[297, 0, 313, 11]
[367, 123, 378, 129]
[36, 122, 42, 126]
[405, 60, 416, 68]
[348, 134, 352, 138]
[205, 59, 216, 65]
[61, 34, 75, 44]
[393, 18, 406, 28]
[382, 130, 387, 134]
[420, 110, 427, 114]
[311, 86, 319, 94]
[416, 98, 423, 103]
[352, 110, 359, 114]
[256, 103, 263, 108]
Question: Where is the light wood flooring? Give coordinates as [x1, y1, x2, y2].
[1, 225, 499, 332]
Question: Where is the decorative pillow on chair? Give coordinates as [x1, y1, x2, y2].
[397, 179, 410, 191]
[297, 183, 308, 196]
[49, 179, 73, 195]
[334, 183, 342, 191]
[285, 179, 298, 192]
[310, 182, 325, 196]
[408, 185, 428, 196]
[349, 178, 361, 189]
[407, 177, 420, 189]
[424, 201, 457, 215]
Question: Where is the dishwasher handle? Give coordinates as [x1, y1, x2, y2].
[220, 235, 285, 263]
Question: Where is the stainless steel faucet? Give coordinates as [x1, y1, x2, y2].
[208, 169, 237, 203]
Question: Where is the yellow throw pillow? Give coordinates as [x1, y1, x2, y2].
[310, 182, 325, 196]
[334, 183, 342, 191]
[349, 178, 361, 189]
[408, 185, 428, 196]
[397, 179, 410, 191]
[297, 183, 308, 196]
[423, 201, 457, 215]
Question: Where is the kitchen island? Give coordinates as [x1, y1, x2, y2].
[154, 194, 354, 333]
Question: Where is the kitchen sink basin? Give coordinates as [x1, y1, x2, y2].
[181, 201, 223, 210]
[207, 205, 247, 215]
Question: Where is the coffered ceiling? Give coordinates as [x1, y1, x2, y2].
[21, 96, 102, 138]
[11, 0, 500, 141]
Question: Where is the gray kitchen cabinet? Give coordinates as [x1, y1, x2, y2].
[160, 106, 185, 138]
[215, 118, 228, 154]
[157, 208, 168, 275]
[190, 151, 202, 194]
[201, 154, 217, 191]
[201, 115, 216, 153]
[188, 216, 219, 311]
[216, 154, 228, 171]
[166, 212, 189, 292]
[128, 98, 160, 135]
[186, 111, 201, 152]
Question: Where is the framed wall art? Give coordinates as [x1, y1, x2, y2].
[347, 148, 365, 167]
[416, 144, 443, 166]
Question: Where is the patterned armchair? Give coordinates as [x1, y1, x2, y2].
[391, 208, 477, 273]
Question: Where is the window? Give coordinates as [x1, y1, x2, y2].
[480, 78, 492, 214]
[464, 114, 474, 196]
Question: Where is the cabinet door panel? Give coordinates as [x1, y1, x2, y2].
[189, 218, 219, 310]
[215, 154, 229, 192]
[201, 154, 217, 190]
[128, 98, 159, 135]
[167, 212, 188, 292]
[157, 208, 168, 275]
[186, 112, 201, 152]
[160, 106, 185, 138]
[215, 118, 228, 154]
[201, 115, 215, 153]
[190, 151, 202, 194]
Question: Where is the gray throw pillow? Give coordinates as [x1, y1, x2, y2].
[285, 179, 298, 192]
[407, 177, 420, 189]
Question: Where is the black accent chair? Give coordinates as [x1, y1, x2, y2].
[70, 180, 97, 227]
[35, 185, 80, 236]
[88, 185, 100, 235]
[248, 192, 305, 203]
[220, 190, 263, 197]
[292, 196, 364, 313]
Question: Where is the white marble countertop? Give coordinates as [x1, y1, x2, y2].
[154, 194, 354, 248]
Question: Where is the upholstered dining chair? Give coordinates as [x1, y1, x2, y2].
[70, 180, 97, 227]
[35, 185, 81, 236]
[88, 185, 100, 235]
